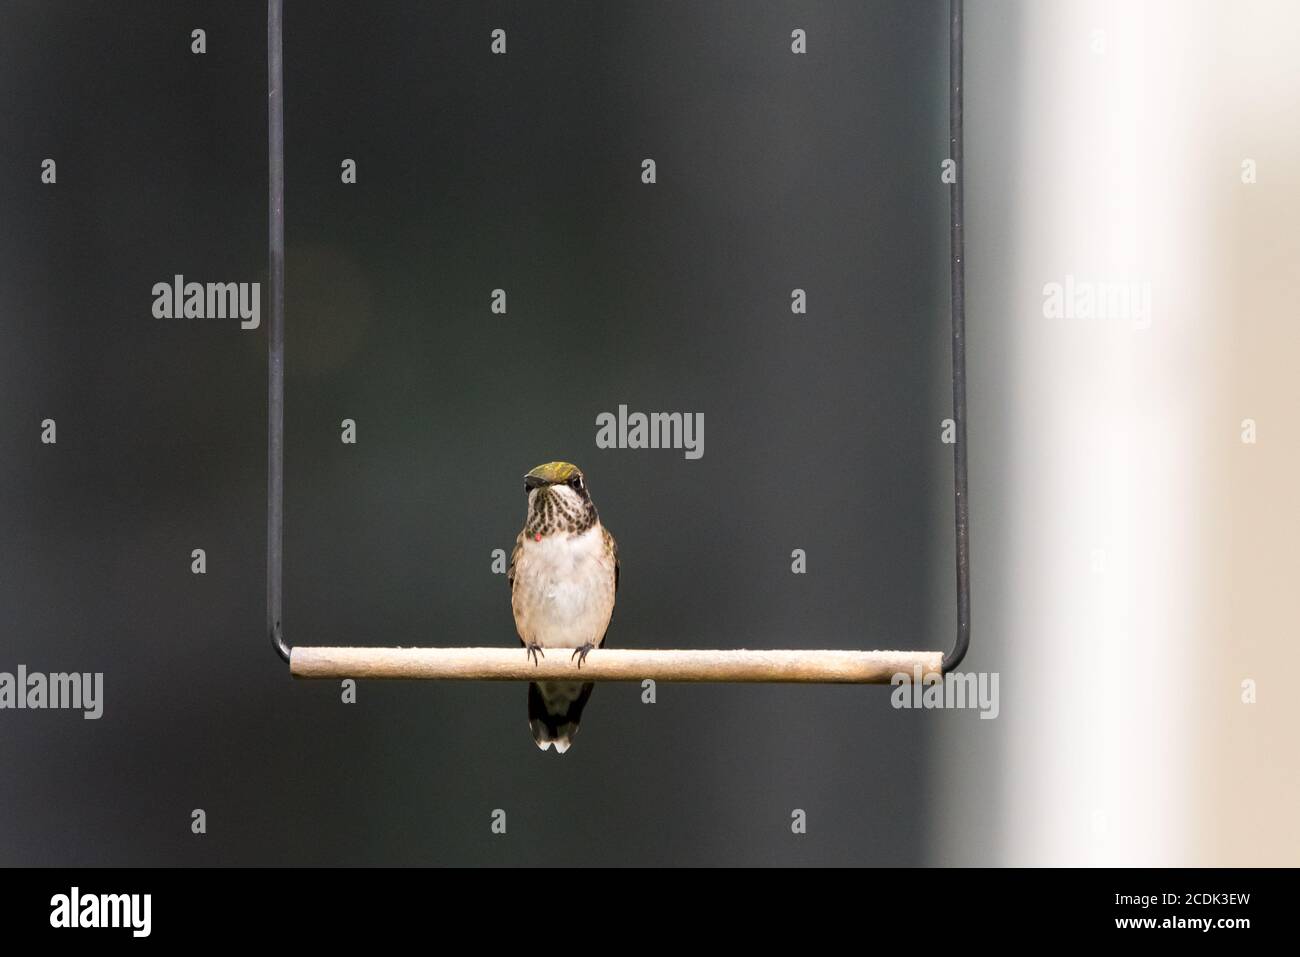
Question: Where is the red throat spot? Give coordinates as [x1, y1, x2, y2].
[534, 533, 542, 542]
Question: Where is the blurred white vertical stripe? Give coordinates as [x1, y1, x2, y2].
[934, 0, 1300, 865]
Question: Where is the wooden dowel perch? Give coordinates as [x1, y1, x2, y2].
[289, 647, 943, 683]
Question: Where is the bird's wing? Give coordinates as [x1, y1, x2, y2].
[507, 531, 524, 591]
[509, 531, 529, 649]
[603, 525, 619, 593]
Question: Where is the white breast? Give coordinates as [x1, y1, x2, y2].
[512, 525, 616, 649]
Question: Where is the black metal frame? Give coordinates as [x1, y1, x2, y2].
[265, 0, 971, 672]
[944, 0, 970, 672]
[267, 0, 288, 662]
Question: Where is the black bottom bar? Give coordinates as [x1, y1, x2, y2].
[0, 866, 1282, 942]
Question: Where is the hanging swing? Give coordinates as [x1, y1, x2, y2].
[266, 0, 971, 684]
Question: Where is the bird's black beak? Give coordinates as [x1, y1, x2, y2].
[524, 473, 548, 490]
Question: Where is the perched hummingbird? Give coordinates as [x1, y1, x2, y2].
[509, 461, 619, 753]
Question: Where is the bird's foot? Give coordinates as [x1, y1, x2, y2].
[571, 643, 596, 669]
[526, 643, 545, 667]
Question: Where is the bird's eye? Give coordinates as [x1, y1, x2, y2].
[569, 475, 584, 493]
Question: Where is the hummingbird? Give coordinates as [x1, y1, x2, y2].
[509, 461, 619, 753]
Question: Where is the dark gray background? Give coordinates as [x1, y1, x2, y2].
[0, 1, 954, 865]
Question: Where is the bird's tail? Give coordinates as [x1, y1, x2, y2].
[528, 681, 594, 754]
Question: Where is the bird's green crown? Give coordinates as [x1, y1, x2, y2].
[525, 461, 581, 484]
